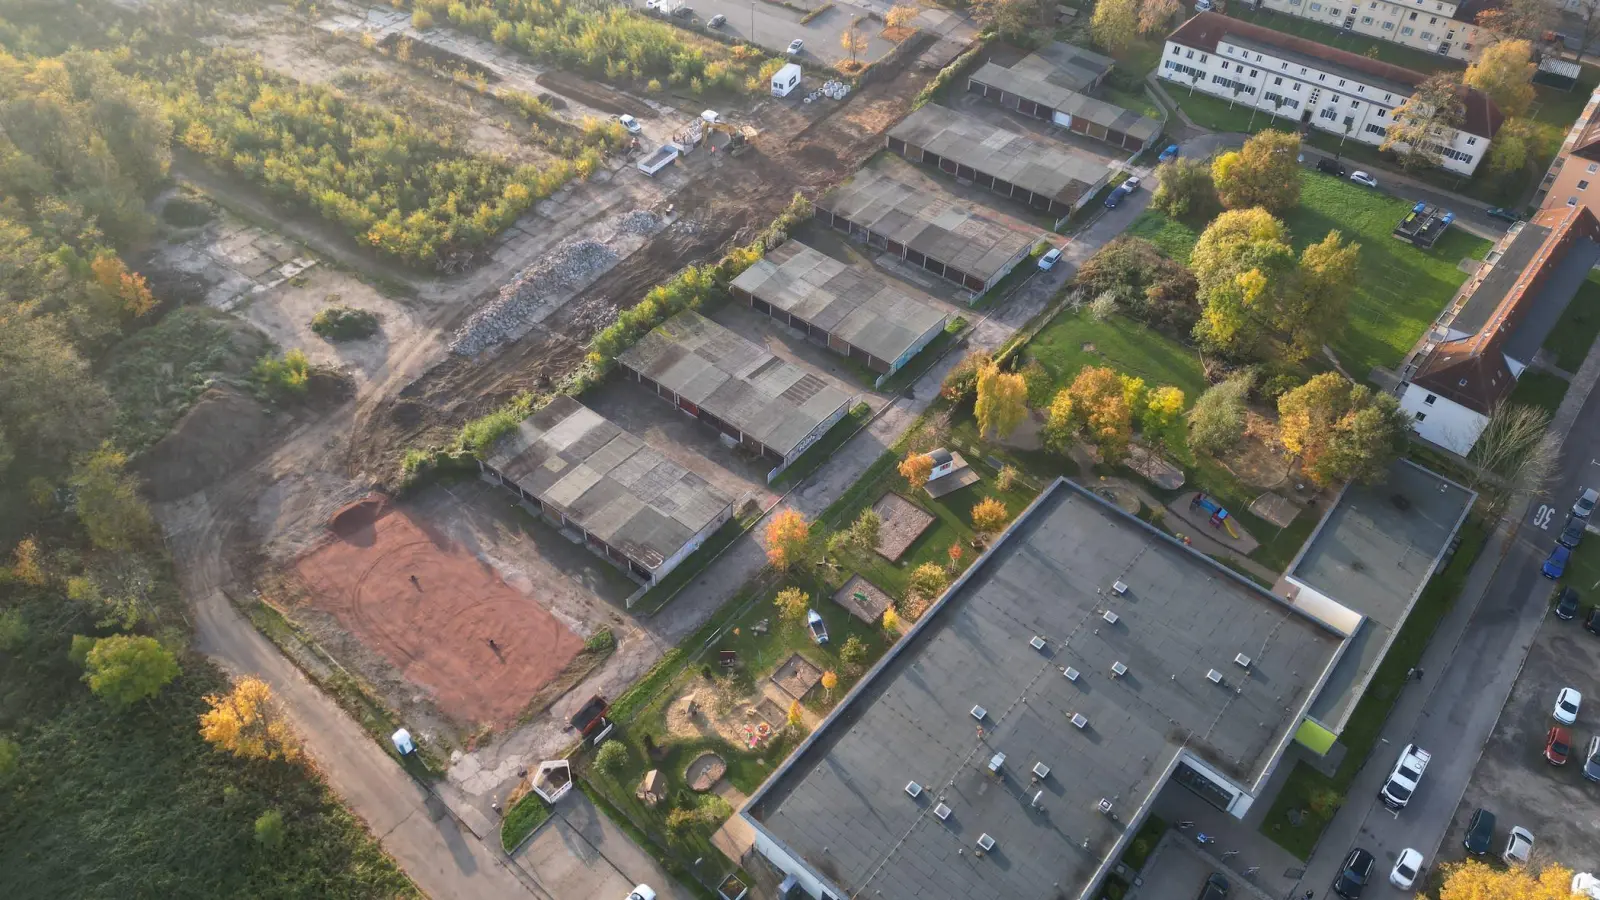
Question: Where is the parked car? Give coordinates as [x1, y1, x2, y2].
[1562, 515, 1588, 549]
[1575, 873, 1600, 900]
[628, 886, 657, 900]
[1504, 826, 1534, 866]
[616, 114, 642, 134]
[1316, 158, 1347, 177]
[1350, 170, 1378, 188]
[1332, 847, 1375, 899]
[1486, 206, 1521, 223]
[1196, 872, 1229, 900]
[1380, 743, 1430, 809]
[1464, 808, 1495, 855]
[1120, 175, 1142, 192]
[1195, 0, 1214, 10]
[1544, 544, 1571, 579]
[1558, 587, 1582, 619]
[1105, 185, 1132, 208]
[787, 38, 805, 55]
[1390, 849, 1424, 891]
[1577, 487, 1600, 518]
[1038, 247, 1063, 270]
[707, 13, 725, 26]
[1556, 687, 1583, 724]
[670, 4, 694, 17]
[1585, 735, 1600, 782]
[1589, 606, 1600, 636]
[1158, 144, 1180, 163]
[1547, 726, 1573, 765]
[806, 609, 829, 644]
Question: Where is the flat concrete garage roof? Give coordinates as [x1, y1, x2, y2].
[746, 479, 1343, 900]
[888, 103, 1111, 207]
[1289, 460, 1473, 730]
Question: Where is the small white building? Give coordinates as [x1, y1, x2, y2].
[771, 62, 802, 97]
[1159, 13, 1502, 176]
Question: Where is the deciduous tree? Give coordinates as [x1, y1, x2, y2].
[899, 450, 934, 487]
[82, 634, 179, 709]
[848, 508, 881, 552]
[1485, 117, 1535, 176]
[971, 0, 1035, 40]
[787, 700, 804, 728]
[1210, 130, 1302, 214]
[1043, 389, 1076, 454]
[1141, 385, 1186, 439]
[1283, 230, 1360, 363]
[774, 586, 811, 622]
[908, 561, 950, 599]
[1384, 72, 1466, 171]
[883, 606, 901, 633]
[1187, 372, 1254, 456]
[1060, 365, 1135, 461]
[199, 676, 301, 762]
[840, 634, 868, 668]
[1151, 157, 1215, 218]
[594, 738, 628, 778]
[1190, 209, 1296, 359]
[1467, 403, 1559, 524]
[11, 537, 44, 585]
[1473, 0, 1554, 44]
[255, 810, 287, 850]
[1434, 858, 1574, 899]
[69, 443, 154, 552]
[1091, 0, 1140, 53]
[820, 669, 838, 698]
[885, 4, 920, 29]
[1277, 373, 1409, 486]
[1138, 0, 1181, 34]
[0, 311, 113, 482]
[1464, 39, 1536, 118]
[840, 25, 868, 64]
[764, 509, 811, 571]
[971, 497, 1009, 536]
[975, 361, 1029, 438]
[0, 737, 18, 786]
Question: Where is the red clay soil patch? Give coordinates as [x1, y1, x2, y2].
[770, 653, 823, 701]
[833, 575, 892, 624]
[872, 492, 935, 561]
[295, 504, 584, 728]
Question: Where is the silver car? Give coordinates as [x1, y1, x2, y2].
[1586, 736, 1600, 782]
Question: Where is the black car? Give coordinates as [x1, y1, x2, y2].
[1486, 206, 1521, 223]
[1316, 158, 1347, 177]
[1196, 872, 1229, 900]
[1586, 605, 1600, 636]
[1464, 807, 1495, 855]
[1557, 587, 1581, 620]
[1332, 847, 1375, 898]
[1561, 515, 1587, 549]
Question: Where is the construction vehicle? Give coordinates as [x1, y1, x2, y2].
[705, 118, 757, 156]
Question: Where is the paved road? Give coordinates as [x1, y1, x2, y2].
[647, 0, 895, 66]
[1292, 335, 1600, 897]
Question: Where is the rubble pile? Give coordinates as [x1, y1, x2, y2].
[449, 238, 618, 355]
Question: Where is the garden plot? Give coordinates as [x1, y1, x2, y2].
[832, 575, 892, 625]
[870, 492, 935, 562]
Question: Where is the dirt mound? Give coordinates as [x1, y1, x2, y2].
[536, 70, 650, 118]
[330, 494, 390, 538]
[137, 385, 276, 501]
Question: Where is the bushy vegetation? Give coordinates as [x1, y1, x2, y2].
[311, 305, 380, 341]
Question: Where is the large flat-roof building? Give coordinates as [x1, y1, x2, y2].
[729, 240, 949, 382]
[814, 167, 1043, 298]
[1397, 204, 1600, 454]
[482, 395, 736, 585]
[743, 479, 1346, 900]
[616, 310, 855, 480]
[967, 42, 1162, 153]
[887, 103, 1114, 221]
[1159, 13, 1502, 176]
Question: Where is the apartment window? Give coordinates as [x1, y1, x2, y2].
[1357, 85, 1365, 93]
[1383, 21, 1394, 29]
[1421, 31, 1432, 40]
[1414, 412, 1427, 422]
[1186, 49, 1194, 58]
[1311, 2, 1322, 9]
[1320, 108, 1337, 121]
[1251, 69, 1259, 77]
[1201, 54, 1208, 62]
[1221, 61, 1230, 71]
[1256, 53, 1263, 61]
[1384, 93, 1392, 102]
[1351, 100, 1360, 109]
[1570, 197, 1580, 207]
[1274, 76, 1284, 85]
[1293, 82, 1302, 91]
[1429, 15, 1436, 23]
[1301, 67, 1308, 75]
[1402, 26, 1414, 34]
[1172, 45, 1180, 55]
[1581, 180, 1590, 191]
[1409, 10, 1417, 18]
[1378, 107, 1387, 117]
[1281, 61, 1289, 69]
[1466, 137, 1477, 146]
[1339, 79, 1346, 87]
[1588, 162, 1598, 173]
[1319, 73, 1327, 81]
[1424, 394, 1436, 405]
[1366, 123, 1386, 135]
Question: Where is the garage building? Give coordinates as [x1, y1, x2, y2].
[887, 104, 1112, 220]
[968, 43, 1161, 152]
[482, 395, 735, 585]
[730, 240, 949, 381]
[617, 310, 855, 480]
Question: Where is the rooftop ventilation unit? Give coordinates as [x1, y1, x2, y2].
[1063, 666, 1080, 682]
[1098, 798, 1114, 814]
[1206, 668, 1224, 684]
[1235, 653, 1253, 668]
[1032, 762, 1050, 779]
[1103, 610, 1120, 625]
[1029, 635, 1047, 651]
[1071, 712, 1089, 729]
[905, 781, 923, 798]
[987, 752, 1006, 774]
[970, 705, 987, 721]
[976, 834, 996, 852]
[934, 803, 952, 820]
[1111, 661, 1128, 677]
[1112, 581, 1128, 595]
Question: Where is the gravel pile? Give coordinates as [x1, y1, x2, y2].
[449, 237, 618, 355]
[616, 210, 660, 235]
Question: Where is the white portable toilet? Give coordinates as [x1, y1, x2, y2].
[771, 63, 802, 98]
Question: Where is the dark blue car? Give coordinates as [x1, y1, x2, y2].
[1544, 545, 1571, 579]
[1104, 186, 1131, 208]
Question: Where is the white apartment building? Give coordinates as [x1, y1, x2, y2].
[1161, 13, 1503, 176]
[1251, 0, 1491, 62]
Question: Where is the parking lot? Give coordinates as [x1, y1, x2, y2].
[645, 0, 897, 66]
[1447, 579, 1600, 878]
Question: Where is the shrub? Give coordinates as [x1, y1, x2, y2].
[459, 393, 537, 455]
[254, 810, 286, 850]
[310, 305, 379, 341]
[253, 350, 311, 400]
[161, 196, 215, 227]
[907, 562, 949, 600]
[939, 348, 992, 403]
[593, 740, 628, 779]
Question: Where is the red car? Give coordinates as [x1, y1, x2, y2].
[1547, 726, 1573, 765]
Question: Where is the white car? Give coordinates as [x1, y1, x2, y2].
[617, 114, 642, 134]
[1574, 872, 1600, 899]
[1120, 175, 1142, 192]
[628, 886, 657, 900]
[787, 38, 805, 55]
[1038, 247, 1063, 270]
[700, 109, 721, 125]
[1503, 826, 1534, 866]
[1350, 170, 1378, 188]
[1576, 487, 1599, 518]
[1556, 687, 1583, 725]
[1390, 848, 1423, 890]
[1195, 0, 1214, 9]
[1379, 743, 1430, 809]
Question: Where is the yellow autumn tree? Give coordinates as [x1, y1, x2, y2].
[199, 676, 300, 762]
[898, 450, 934, 487]
[787, 699, 804, 728]
[764, 508, 811, 571]
[820, 669, 838, 699]
[882, 605, 902, 633]
[1435, 858, 1573, 900]
[974, 361, 1028, 438]
[11, 537, 44, 585]
[774, 586, 810, 622]
[971, 497, 1008, 536]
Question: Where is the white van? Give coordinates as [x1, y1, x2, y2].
[1380, 743, 1430, 809]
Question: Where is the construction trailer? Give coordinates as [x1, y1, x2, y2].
[772, 63, 802, 97]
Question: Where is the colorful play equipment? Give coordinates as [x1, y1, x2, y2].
[1190, 493, 1243, 540]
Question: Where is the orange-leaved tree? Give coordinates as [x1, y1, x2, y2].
[820, 669, 838, 699]
[199, 676, 300, 762]
[765, 508, 811, 571]
[899, 450, 934, 487]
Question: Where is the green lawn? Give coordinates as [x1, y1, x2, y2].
[1508, 370, 1571, 415]
[1099, 83, 1163, 121]
[1542, 273, 1600, 371]
[1128, 171, 1489, 379]
[1027, 310, 1210, 399]
[500, 791, 551, 852]
[1261, 519, 1487, 858]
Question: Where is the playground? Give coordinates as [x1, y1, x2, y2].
[1167, 491, 1260, 556]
